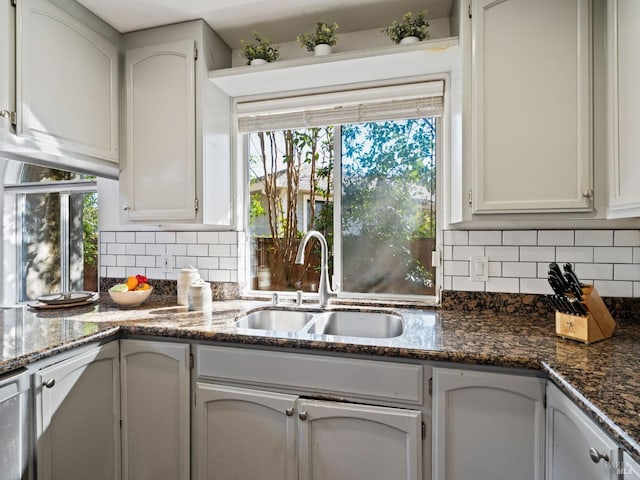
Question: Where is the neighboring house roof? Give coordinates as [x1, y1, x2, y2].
[250, 162, 332, 195]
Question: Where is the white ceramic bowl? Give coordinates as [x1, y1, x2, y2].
[108, 286, 153, 307]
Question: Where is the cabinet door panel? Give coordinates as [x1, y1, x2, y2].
[607, 0, 640, 218]
[0, 0, 15, 134]
[121, 340, 190, 480]
[124, 39, 196, 221]
[297, 398, 422, 480]
[194, 383, 297, 480]
[432, 368, 545, 480]
[0, 370, 30, 480]
[472, 0, 592, 213]
[546, 383, 618, 480]
[18, 0, 118, 161]
[36, 342, 120, 480]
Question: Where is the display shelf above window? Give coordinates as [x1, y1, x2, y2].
[208, 37, 459, 98]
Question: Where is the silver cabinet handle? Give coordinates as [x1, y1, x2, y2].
[298, 411, 308, 421]
[582, 189, 594, 198]
[285, 408, 295, 417]
[123, 205, 131, 211]
[44, 379, 55, 389]
[588, 447, 609, 464]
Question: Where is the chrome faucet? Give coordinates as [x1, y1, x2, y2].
[295, 230, 336, 308]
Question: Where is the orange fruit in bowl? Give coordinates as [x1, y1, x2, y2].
[125, 276, 139, 291]
[135, 283, 151, 290]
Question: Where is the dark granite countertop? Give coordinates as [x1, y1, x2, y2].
[1, 295, 639, 462]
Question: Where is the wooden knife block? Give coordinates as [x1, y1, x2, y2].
[555, 285, 616, 344]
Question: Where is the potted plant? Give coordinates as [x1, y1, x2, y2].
[240, 32, 279, 65]
[383, 10, 430, 44]
[297, 22, 339, 56]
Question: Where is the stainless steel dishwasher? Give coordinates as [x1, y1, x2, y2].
[0, 368, 31, 480]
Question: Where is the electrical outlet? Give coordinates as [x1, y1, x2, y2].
[161, 253, 173, 273]
[470, 256, 488, 282]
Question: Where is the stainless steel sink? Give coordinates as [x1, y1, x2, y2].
[234, 309, 314, 332]
[310, 310, 404, 338]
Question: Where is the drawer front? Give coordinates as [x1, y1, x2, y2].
[196, 346, 423, 405]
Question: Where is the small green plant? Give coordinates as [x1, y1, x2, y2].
[240, 32, 279, 64]
[297, 22, 339, 52]
[383, 10, 430, 44]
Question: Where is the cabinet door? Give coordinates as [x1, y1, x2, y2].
[432, 367, 545, 480]
[0, 0, 15, 134]
[546, 383, 618, 480]
[297, 398, 422, 480]
[36, 342, 120, 480]
[123, 39, 197, 221]
[471, 0, 592, 213]
[194, 383, 297, 480]
[120, 340, 190, 480]
[625, 453, 640, 480]
[17, 0, 119, 161]
[607, 0, 640, 218]
[0, 369, 30, 480]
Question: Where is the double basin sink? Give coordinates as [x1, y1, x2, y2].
[234, 307, 404, 339]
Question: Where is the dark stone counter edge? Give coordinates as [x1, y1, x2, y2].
[3, 323, 639, 464]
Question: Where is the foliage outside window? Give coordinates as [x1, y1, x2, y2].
[249, 117, 437, 297]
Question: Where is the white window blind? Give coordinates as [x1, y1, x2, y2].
[237, 80, 444, 132]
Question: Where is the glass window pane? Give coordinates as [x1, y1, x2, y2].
[340, 118, 436, 295]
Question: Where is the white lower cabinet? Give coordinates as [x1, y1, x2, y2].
[35, 342, 120, 480]
[625, 453, 640, 479]
[546, 383, 619, 480]
[0, 369, 31, 480]
[120, 339, 190, 480]
[432, 367, 545, 480]
[194, 383, 422, 480]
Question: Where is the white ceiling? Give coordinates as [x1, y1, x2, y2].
[76, 0, 454, 49]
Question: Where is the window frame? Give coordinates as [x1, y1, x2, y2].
[238, 76, 448, 305]
[3, 166, 97, 303]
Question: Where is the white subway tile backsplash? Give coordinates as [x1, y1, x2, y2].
[452, 276, 485, 292]
[187, 244, 208, 257]
[117, 255, 136, 267]
[136, 256, 155, 268]
[635, 248, 640, 263]
[469, 230, 502, 246]
[444, 260, 469, 277]
[145, 268, 166, 279]
[116, 231, 135, 243]
[538, 230, 574, 246]
[219, 232, 238, 244]
[520, 278, 553, 295]
[107, 243, 126, 255]
[125, 243, 146, 255]
[106, 266, 126, 278]
[209, 270, 231, 282]
[503, 230, 537, 246]
[155, 232, 176, 244]
[135, 232, 155, 243]
[197, 257, 219, 270]
[575, 230, 613, 247]
[556, 246, 593, 263]
[197, 232, 219, 243]
[574, 263, 613, 281]
[101, 231, 116, 243]
[635, 282, 640, 297]
[488, 261, 502, 277]
[146, 244, 165, 256]
[486, 277, 519, 293]
[443, 275, 453, 290]
[614, 230, 640, 246]
[220, 257, 238, 270]
[209, 244, 231, 257]
[166, 244, 187, 256]
[101, 255, 116, 266]
[177, 232, 197, 244]
[594, 247, 633, 264]
[520, 246, 555, 262]
[485, 246, 519, 262]
[614, 264, 640, 281]
[452, 245, 485, 261]
[444, 230, 468, 245]
[443, 245, 453, 261]
[502, 262, 537, 278]
[593, 280, 633, 297]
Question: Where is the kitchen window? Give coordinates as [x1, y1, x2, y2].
[242, 81, 443, 300]
[3, 164, 98, 302]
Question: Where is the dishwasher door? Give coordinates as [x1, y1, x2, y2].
[0, 369, 31, 480]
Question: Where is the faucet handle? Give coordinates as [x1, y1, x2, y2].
[271, 293, 279, 306]
[296, 290, 303, 306]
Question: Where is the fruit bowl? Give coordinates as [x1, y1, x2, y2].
[108, 286, 153, 307]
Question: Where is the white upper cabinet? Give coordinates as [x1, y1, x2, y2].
[124, 39, 197, 221]
[0, 0, 15, 134]
[471, 0, 593, 214]
[17, 0, 119, 163]
[121, 20, 232, 226]
[606, 0, 640, 218]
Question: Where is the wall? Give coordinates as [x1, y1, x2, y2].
[443, 229, 640, 298]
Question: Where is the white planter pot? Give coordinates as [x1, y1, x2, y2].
[314, 44, 332, 56]
[250, 58, 268, 66]
[399, 36, 420, 45]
